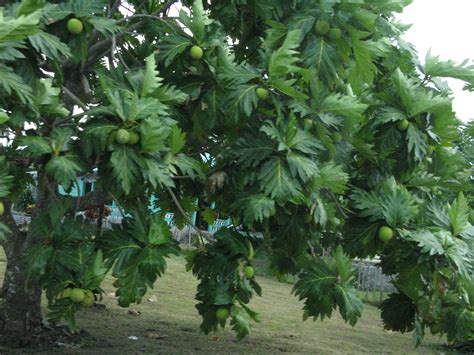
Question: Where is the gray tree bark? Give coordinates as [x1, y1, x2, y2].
[0, 173, 53, 346]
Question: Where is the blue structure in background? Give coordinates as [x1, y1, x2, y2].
[58, 176, 231, 232]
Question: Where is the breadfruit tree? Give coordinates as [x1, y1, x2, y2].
[0, 0, 473, 349]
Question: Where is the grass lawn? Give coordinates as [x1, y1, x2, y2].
[0, 253, 449, 354]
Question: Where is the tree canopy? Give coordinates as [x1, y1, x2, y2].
[0, 0, 473, 348]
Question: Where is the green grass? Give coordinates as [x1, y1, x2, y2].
[0, 254, 449, 354]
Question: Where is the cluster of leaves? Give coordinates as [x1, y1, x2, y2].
[343, 178, 419, 257]
[378, 193, 474, 345]
[186, 229, 261, 339]
[100, 207, 180, 307]
[24, 202, 180, 328]
[0, 0, 472, 347]
[82, 54, 203, 197]
[24, 201, 107, 329]
[293, 246, 363, 326]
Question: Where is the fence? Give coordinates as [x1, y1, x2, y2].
[11, 210, 230, 236]
[353, 259, 396, 303]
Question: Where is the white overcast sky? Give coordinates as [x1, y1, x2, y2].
[397, 0, 474, 122]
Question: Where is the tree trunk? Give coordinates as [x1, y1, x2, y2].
[0, 172, 54, 346]
[0, 247, 43, 343]
[0, 200, 43, 346]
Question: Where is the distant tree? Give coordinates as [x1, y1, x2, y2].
[0, 0, 473, 349]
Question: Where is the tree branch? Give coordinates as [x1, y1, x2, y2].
[85, 1, 178, 67]
[320, 188, 351, 218]
[109, 192, 127, 218]
[166, 186, 213, 242]
[109, 0, 122, 16]
[158, 0, 179, 15]
[62, 86, 88, 111]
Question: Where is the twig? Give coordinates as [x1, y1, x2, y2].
[109, 0, 122, 16]
[109, 192, 127, 219]
[421, 74, 431, 86]
[62, 86, 88, 111]
[159, 0, 179, 15]
[73, 180, 82, 219]
[86, 0, 122, 52]
[110, 33, 117, 67]
[85, 2, 177, 67]
[166, 186, 213, 242]
[320, 188, 350, 218]
[114, 36, 131, 71]
[307, 240, 316, 257]
[96, 205, 105, 236]
[45, 177, 60, 203]
[116, 13, 175, 30]
[82, 75, 92, 95]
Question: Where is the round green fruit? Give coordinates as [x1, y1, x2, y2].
[243, 266, 255, 279]
[115, 129, 130, 144]
[216, 307, 230, 321]
[331, 132, 342, 142]
[70, 288, 85, 303]
[0, 201, 4, 216]
[427, 145, 435, 155]
[256, 87, 269, 100]
[315, 20, 330, 35]
[378, 226, 394, 242]
[190, 45, 203, 60]
[303, 118, 313, 129]
[397, 119, 409, 131]
[82, 290, 94, 307]
[67, 18, 83, 35]
[127, 131, 140, 145]
[328, 28, 342, 40]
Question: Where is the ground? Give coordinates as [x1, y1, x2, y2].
[0, 251, 450, 354]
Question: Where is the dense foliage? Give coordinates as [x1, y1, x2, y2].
[0, 0, 473, 347]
